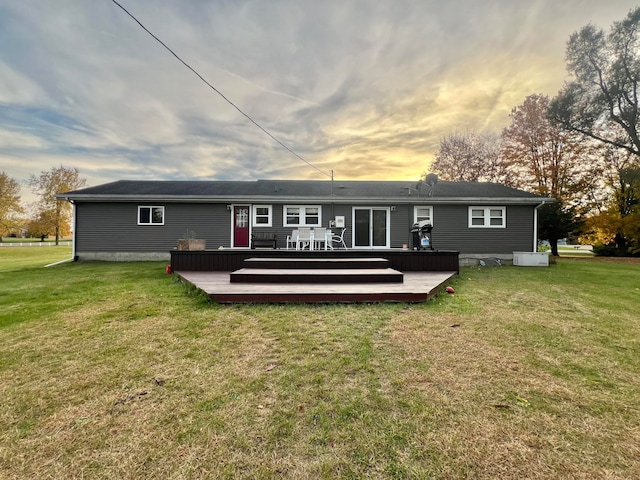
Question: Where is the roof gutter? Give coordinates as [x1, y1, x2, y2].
[56, 194, 549, 205]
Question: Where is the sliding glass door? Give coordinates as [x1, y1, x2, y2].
[353, 207, 390, 249]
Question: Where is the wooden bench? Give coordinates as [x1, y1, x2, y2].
[251, 231, 277, 249]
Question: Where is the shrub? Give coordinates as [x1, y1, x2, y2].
[592, 243, 621, 257]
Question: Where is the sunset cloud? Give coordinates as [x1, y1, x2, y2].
[0, 0, 634, 203]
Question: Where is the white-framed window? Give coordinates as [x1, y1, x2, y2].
[414, 205, 433, 225]
[283, 205, 322, 226]
[138, 206, 164, 225]
[252, 205, 272, 227]
[468, 206, 506, 228]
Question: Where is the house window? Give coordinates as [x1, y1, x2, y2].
[469, 206, 506, 228]
[414, 206, 433, 225]
[138, 206, 164, 225]
[283, 205, 322, 226]
[252, 205, 272, 227]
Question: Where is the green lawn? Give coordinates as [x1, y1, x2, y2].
[1, 237, 72, 243]
[557, 245, 594, 257]
[0, 252, 639, 479]
[0, 245, 73, 271]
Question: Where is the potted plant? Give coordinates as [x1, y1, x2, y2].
[177, 229, 206, 251]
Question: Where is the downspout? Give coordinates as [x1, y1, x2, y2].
[533, 200, 547, 252]
[45, 198, 76, 267]
[71, 199, 76, 260]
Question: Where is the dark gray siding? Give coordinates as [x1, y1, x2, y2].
[431, 204, 534, 254]
[391, 205, 412, 247]
[75, 201, 534, 255]
[75, 202, 230, 252]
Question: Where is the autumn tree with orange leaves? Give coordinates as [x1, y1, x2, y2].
[28, 165, 86, 245]
[579, 146, 640, 255]
[501, 94, 598, 255]
[0, 171, 24, 239]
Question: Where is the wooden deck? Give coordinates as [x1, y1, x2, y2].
[230, 267, 405, 284]
[171, 250, 459, 303]
[177, 270, 456, 303]
[170, 248, 460, 273]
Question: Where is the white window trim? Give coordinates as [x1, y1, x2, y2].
[413, 205, 434, 225]
[138, 205, 165, 225]
[252, 204, 273, 227]
[468, 206, 506, 228]
[283, 205, 322, 227]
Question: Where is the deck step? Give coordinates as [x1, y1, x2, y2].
[177, 271, 457, 304]
[212, 291, 426, 303]
[230, 268, 404, 284]
[243, 257, 390, 270]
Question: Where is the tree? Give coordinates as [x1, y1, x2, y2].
[501, 94, 595, 255]
[613, 167, 640, 254]
[0, 171, 24, 240]
[583, 160, 640, 255]
[25, 209, 57, 240]
[503, 94, 596, 204]
[28, 165, 86, 245]
[578, 145, 640, 255]
[429, 131, 510, 184]
[549, 7, 640, 158]
[538, 203, 581, 256]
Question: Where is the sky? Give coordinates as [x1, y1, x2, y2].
[0, 0, 636, 204]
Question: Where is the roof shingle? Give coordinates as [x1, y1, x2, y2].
[60, 179, 549, 202]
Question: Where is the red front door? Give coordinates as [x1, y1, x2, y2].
[233, 205, 250, 248]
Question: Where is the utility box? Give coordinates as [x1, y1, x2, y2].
[334, 216, 345, 228]
[513, 252, 549, 266]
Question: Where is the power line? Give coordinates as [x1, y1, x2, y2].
[110, 0, 331, 178]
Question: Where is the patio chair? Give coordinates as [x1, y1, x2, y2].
[330, 227, 347, 249]
[286, 230, 299, 250]
[297, 227, 312, 250]
[313, 227, 328, 250]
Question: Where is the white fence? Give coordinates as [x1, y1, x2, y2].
[0, 241, 73, 247]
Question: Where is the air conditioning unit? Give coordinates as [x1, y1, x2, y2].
[513, 252, 549, 267]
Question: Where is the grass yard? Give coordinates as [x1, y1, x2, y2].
[0, 252, 639, 479]
[557, 245, 594, 257]
[0, 245, 73, 271]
